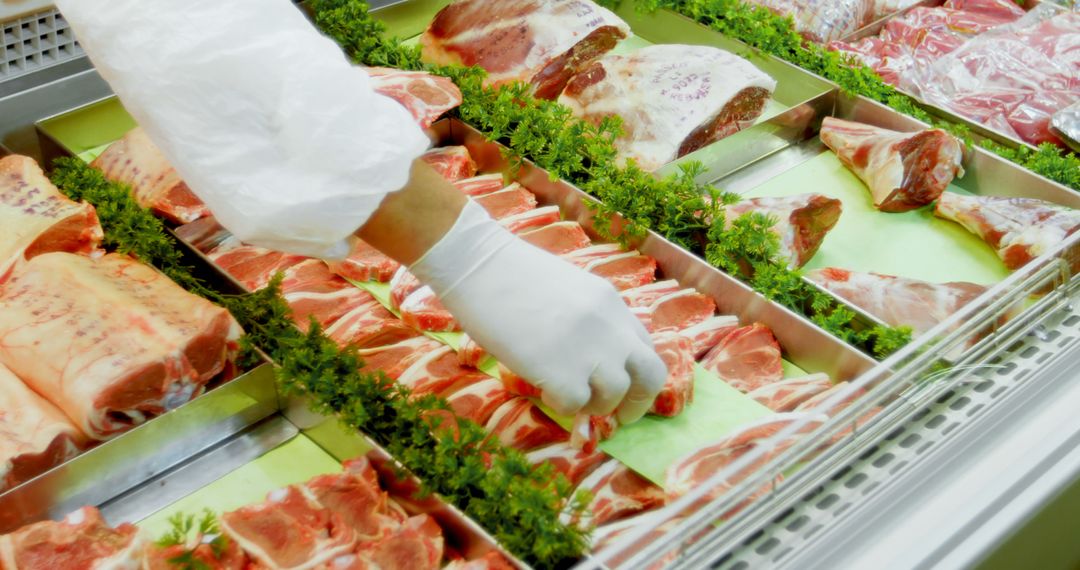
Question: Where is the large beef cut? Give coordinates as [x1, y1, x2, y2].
[934, 192, 1080, 271]
[559, 45, 777, 171]
[806, 267, 988, 336]
[91, 127, 210, 224]
[0, 362, 85, 492]
[0, 506, 147, 569]
[0, 155, 103, 279]
[0, 253, 241, 439]
[723, 193, 842, 268]
[366, 67, 463, 129]
[746, 0, 874, 43]
[420, 0, 630, 99]
[701, 324, 784, 393]
[820, 117, 964, 212]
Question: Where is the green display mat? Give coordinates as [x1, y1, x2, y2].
[746, 151, 1010, 286]
[137, 436, 344, 537]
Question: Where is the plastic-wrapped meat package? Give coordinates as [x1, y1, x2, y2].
[559, 45, 776, 171]
[0, 253, 241, 439]
[743, 0, 874, 42]
[365, 67, 463, 130]
[420, 0, 630, 99]
[0, 362, 86, 492]
[1051, 100, 1080, 152]
[0, 507, 148, 569]
[92, 127, 210, 224]
[0, 155, 103, 280]
[905, 10, 1080, 146]
[829, 0, 1025, 86]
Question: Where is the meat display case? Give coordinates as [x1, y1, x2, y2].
[2, 2, 1080, 569]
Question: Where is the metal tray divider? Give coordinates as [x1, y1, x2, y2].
[587, 231, 1080, 569]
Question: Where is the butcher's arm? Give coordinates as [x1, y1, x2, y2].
[357, 160, 466, 266]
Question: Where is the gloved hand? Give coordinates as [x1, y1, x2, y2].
[410, 201, 668, 423]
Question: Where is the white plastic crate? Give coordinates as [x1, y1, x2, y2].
[1, 7, 82, 79]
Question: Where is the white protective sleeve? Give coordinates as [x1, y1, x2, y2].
[56, 0, 430, 259]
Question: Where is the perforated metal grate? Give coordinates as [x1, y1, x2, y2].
[1, 8, 82, 79]
[713, 306, 1080, 569]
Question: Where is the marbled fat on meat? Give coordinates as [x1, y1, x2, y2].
[399, 285, 459, 332]
[806, 267, 988, 336]
[485, 397, 570, 451]
[444, 377, 515, 425]
[934, 192, 1080, 271]
[0, 253, 241, 439]
[701, 324, 784, 393]
[571, 460, 666, 527]
[0, 362, 85, 492]
[526, 442, 609, 486]
[91, 127, 209, 223]
[357, 336, 445, 380]
[420, 146, 476, 182]
[559, 45, 776, 171]
[678, 315, 740, 358]
[453, 174, 506, 197]
[472, 183, 538, 220]
[820, 117, 964, 212]
[500, 205, 561, 234]
[649, 332, 696, 417]
[619, 280, 681, 308]
[207, 237, 308, 291]
[0, 507, 147, 570]
[366, 67, 463, 129]
[396, 346, 488, 399]
[584, 252, 658, 291]
[644, 289, 716, 333]
[0, 155, 103, 279]
[420, 0, 630, 99]
[723, 193, 842, 268]
[325, 301, 420, 350]
[326, 238, 400, 284]
[748, 373, 833, 412]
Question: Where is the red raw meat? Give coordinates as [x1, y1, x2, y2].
[366, 67, 463, 129]
[327, 239, 401, 284]
[0, 253, 241, 439]
[0, 155, 103, 280]
[445, 377, 515, 425]
[389, 267, 422, 310]
[701, 324, 784, 393]
[664, 413, 824, 505]
[207, 237, 308, 291]
[562, 243, 625, 267]
[935, 192, 1080, 271]
[473, 183, 538, 220]
[806, 267, 988, 336]
[457, 334, 488, 368]
[145, 536, 248, 570]
[619, 280, 681, 308]
[220, 485, 357, 569]
[278, 259, 344, 293]
[485, 397, 570, 451]
[795, 382, 882, 444]
[443, 552, 517, 570]
[500, 205, 561, 234]
[285, 286, 382, 332]
[420, 0, 630, 99]
[0, 363, 85, 492]
[649, 332, 696, 417]
[571, 460, 666, 527]
[724, 193, 842, 268]
[92, 127, 209, 224]
[348, 514, 444, 570]
[420, 146, 476, 181]
[358, 336, 445, 380]
[748, 373, 833, 412]
[519, 221, 591, 255]
[560, 44, 776, 171]
[399, 286, 459, 332]
[397, 346, 487, 398]
[678, 315, 741, 359]
[305, 457, 407, 544]
[585, 252, 658, 291]
[0, 507, 147, 569]
[820, 117, 964, 212]
[326, 301, 420, 349]
[526, 442, 609, 486]
[495, 365, 543, 399]
[643, 289, 716, 333]
[175, 215, 231, 253]
[591, 511, 683, 570]
[570, 413, 619, 454]
[453, 174, 506, 196]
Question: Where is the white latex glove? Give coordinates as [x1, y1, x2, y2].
[56, 0, 428, 259]
[411, 201, 668, 423]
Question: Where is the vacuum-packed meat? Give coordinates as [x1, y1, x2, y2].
[0, 363, 85, 492]
[366, 67, 463, 129]
[0, 253, 241, 439]
[820, 117, 964, 212]
[92, 127, 210, 224]
[559, 45, 777, 171]
[701, 324, 784, 393]
[723, 193, 842, 267]
[745, 0, 874, 43]
[420, 0, 630, 99]
[0, 155, 103, 279]
[806, 267, 988, 336]
[934, 193, 1080, 271]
